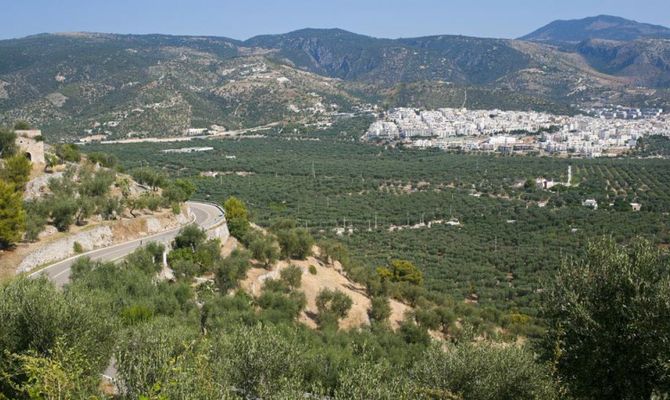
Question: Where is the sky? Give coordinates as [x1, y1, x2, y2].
[1, 0, 669, 40]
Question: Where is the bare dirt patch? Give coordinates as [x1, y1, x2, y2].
[240, 250, 415, 331]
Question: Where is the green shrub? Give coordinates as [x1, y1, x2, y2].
[412, 343, 559, 399]
[257, 290, 306, 323]
[544, 237, 670, 399]
[223, 197, 250, 241]
[173, 224, 206, 250]
[280, 265, 303, 289]
[1, 154, 32, 190]
[315, 288, 352, 329]
[276, 227, 314, 259]
[249, 233, 279, 267]
[377, 259, 424, 286]
[86, 152, 118, 168]
[215, 250, 251, 292]
[130, 167, 166, 190]
[0, 128, 17, 158]
[120, 304, 153, 325]
[369, 296, 392, 323]
[55, 144, 81, 163]
[13, 121, 31, 130]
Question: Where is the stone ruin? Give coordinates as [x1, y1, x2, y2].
[15, 129, 45, 164]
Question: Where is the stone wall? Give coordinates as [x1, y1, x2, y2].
[207, 221, 230, 244]
[18, 207, 194, 273]
[18, 226, 114, 273]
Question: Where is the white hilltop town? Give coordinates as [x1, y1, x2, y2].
[364, 107, 669, 157]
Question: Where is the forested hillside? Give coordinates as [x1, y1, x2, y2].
[2, 21, 670, 140]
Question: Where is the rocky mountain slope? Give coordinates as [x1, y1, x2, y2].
[577, 38, 670, 87]
[0, 33, 358, 141]
[1, 18, 669, 140]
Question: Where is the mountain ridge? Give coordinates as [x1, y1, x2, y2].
[1, 17, 669, 140]
[520, 15, 670, 43]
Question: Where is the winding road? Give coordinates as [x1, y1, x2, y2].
[30, 201, 225, 287]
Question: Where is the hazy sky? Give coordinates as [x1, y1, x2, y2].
[2, 0, 669, 40]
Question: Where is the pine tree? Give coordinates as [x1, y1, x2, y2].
[1, 154, 31, 190]
[0, 179, 26, 248]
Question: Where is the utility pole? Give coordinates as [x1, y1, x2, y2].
[374, 213, 378, 229]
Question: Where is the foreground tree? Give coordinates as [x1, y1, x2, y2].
[1, 154, 31, 190]
[54, 144, 81, 163]
[412, 343, 558, 399]
[215, 250, 252, 292]
[0, 128, 17, 158]
[163, 178, 196, 203]
[280, 265, 303, 289]
[0, 278, 114, 398]
[216, 324, 305, 398]
[543, 237, 670, 399]
[50, 195, 78, 232]
[0, 179, 26, 248]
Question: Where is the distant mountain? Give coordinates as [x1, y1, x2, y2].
[246, 29, 531, 85]
[0, 33, 359, 141]
[1, 25, 670, 140]
[246, 28, 668, 97]
[520, 15, 670, 43]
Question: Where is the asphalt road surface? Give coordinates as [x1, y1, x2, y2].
[30, 201, 225, 287]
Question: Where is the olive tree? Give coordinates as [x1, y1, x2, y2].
[412, 343, 558, 400]
[315, 289, 353, 329]
[543, 237, 670, 399]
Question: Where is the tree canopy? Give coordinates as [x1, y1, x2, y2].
[0, 128, 17, 158]
[0, 154, 31, 191]
[377, 259, 424, 286]
[543, 237, 670, 399]
[223, 196, 250, 240]
[0, 180, 26, 248]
